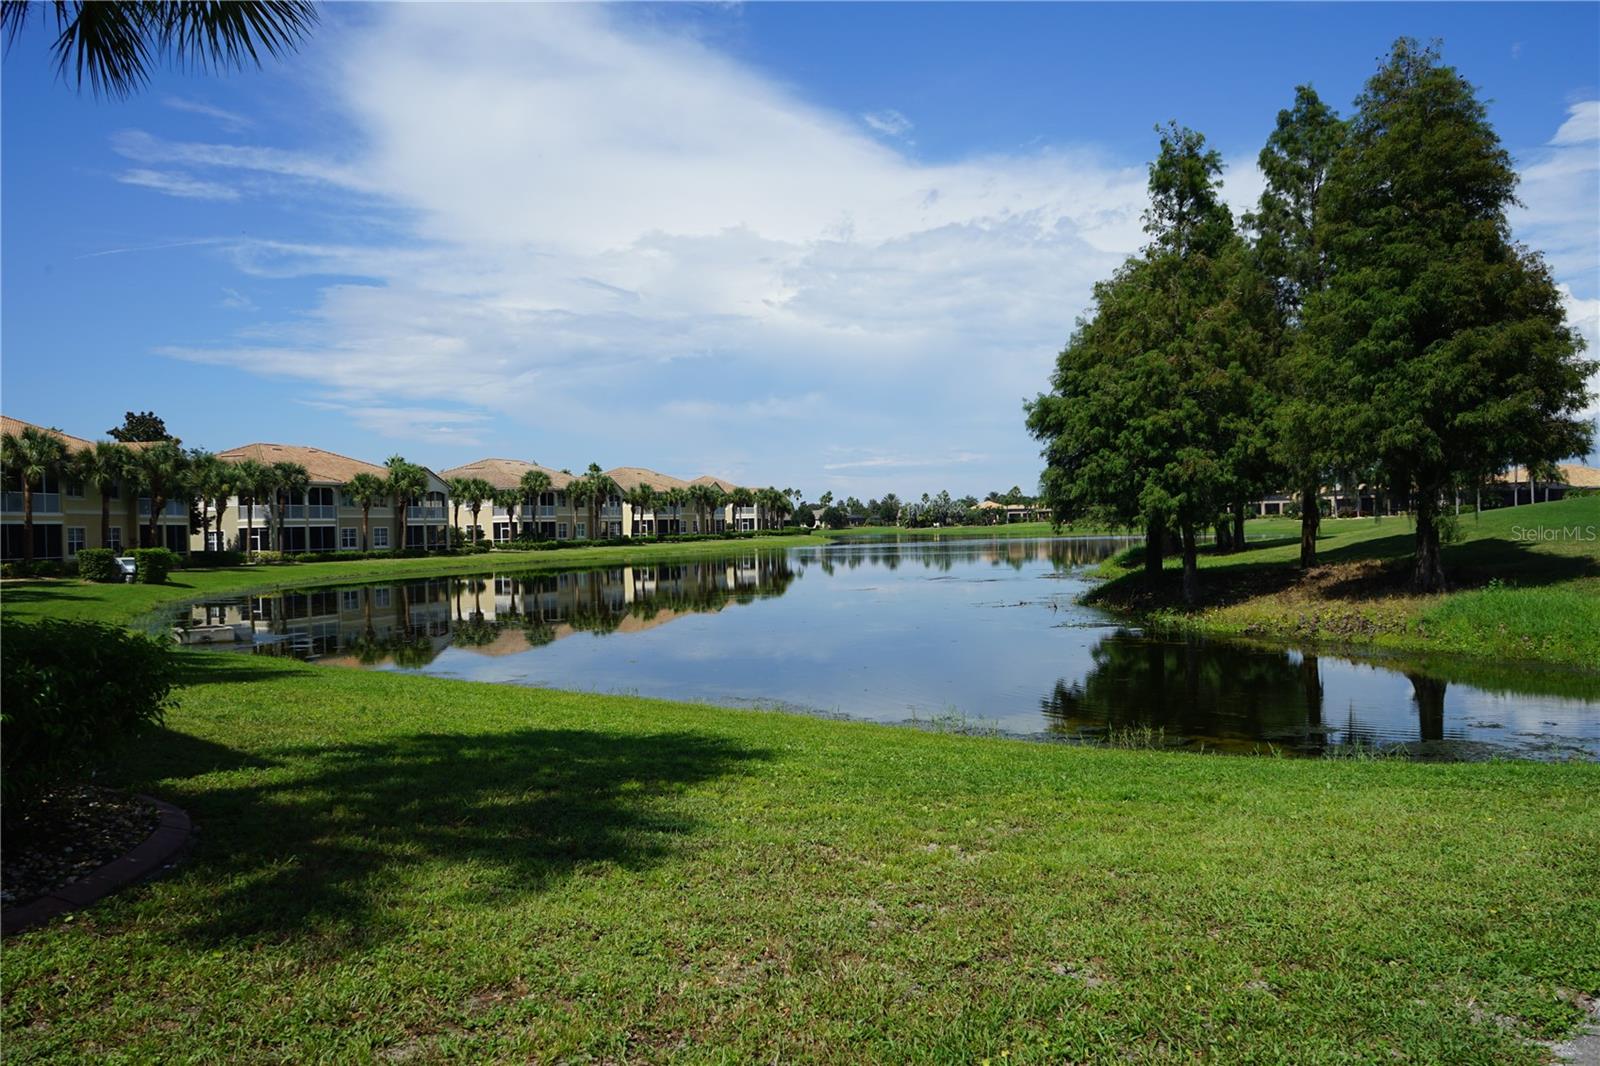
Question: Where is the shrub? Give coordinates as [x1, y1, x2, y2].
[250, 550, 285, 564]
[131, 547, 181, 584]
[185, 550, 244, 568]
[0, 619, 174, 825]
[76, 548, 121, 582]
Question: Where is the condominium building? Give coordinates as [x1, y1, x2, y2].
[0, 415, 188, 560]
[3, 411, 786, 561]
[208, 444, 451, 552]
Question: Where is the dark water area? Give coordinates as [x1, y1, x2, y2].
[178, 537, 1600, 760]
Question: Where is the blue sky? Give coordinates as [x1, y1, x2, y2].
[3, 2, 1596, 497]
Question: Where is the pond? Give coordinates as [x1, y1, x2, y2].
[177, 537, 1600, 760]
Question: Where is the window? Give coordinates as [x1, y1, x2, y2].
[557, 523, 568, 540]
[576, 522, 587, 539]
[340, 491, 354, 508]
[372, 527, 390, 548]
[340, 527, 359, 549]
[107, 526, 123, 550]
[341, 590, 361, 612]
[65, 481, 84, 499]
[493, 522, 512, 542]
[374, 588, 391, 608]
[308, 526, 337, 552]
[67, 527, 86, 555]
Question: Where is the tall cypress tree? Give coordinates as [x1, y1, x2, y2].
[1244, 85, 1347, 567]
[1308, 40, 1594, 591]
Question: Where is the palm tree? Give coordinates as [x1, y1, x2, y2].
[130, 440, 189, 550]
[233, 458, 271, 555]
[343, 472, 385, 550]
[446, 477, 472, 545]
[580, 463, 619, 540]
[71, 439, 131, 552]
[270, 461, 309, 555]
[625, 483, 656, 537]
[492, 487, 520, 542]
[1, 1, 319, 99]
[186, 450, 227, 551]
[730, 486, 754, 532]
[518, 469, 551, 540]
[385, 456, 427, 552]
[1, 425, 69, 562]
[463, 479, 491, 542]
[567, 477, 595, 541]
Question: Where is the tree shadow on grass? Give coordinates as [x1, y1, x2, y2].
[163, 728, 769, 950]
[1092, 530, 1599, 612]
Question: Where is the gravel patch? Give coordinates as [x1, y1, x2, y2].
[2, 786, 161, 908]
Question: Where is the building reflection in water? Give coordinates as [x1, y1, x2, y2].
[184, 553, 799, 667]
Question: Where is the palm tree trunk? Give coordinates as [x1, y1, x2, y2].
[246, 499, 255, 558]
[21, 483, 35, 562]
[101, 492, 112, 552]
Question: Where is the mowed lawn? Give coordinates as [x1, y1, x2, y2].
[3, 650, 1598, 1063]
[1094, 496, 1600, 668]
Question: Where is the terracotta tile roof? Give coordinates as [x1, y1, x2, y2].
[688, 475, 740, 493]
[439, 458, 574, 491]
[605, 467, 692, 492]
[0, 414, 165, 453]
[217, 443, 388, 484]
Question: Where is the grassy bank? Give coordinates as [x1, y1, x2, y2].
[1091, 496, 1600, 669]
[819, 518, 1309, 541]
[0, 533, 825, 629]
[3, 651, 1597, 1062]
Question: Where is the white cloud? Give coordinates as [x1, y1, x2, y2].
[163, 96, 253, 132]
[219, 287, 257, 311]
[863, 109, 913, 138]
[1549, 100, 1599, 146]
[117, 168, 239, 201]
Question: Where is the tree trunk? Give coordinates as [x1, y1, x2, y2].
[1412, 489, 1446, 593]
[22, 484, 35, 562]
[1299, 485, 1319, 568]
[1214, 520, 1231, 554]
[101, 492, 112, 551]
[1180, 521, 1199, 606]
[1143, 520, 1164, 586]
[246, 501, 255, 559]
[362, 507, 370, 551]
[1232, 503, 1246, 553]
[1409, 673, 1446, 742]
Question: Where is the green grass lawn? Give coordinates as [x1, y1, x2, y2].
[3, 651, 1597, 1063]
[0, 533, 826, 629]
[1093, 497, 1600, 669]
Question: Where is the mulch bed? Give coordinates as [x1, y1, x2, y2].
[2, 786, 161, 908]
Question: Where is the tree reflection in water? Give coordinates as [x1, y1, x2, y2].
[1039, 632, 1460, 755]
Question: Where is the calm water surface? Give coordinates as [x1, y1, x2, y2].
[180, 537, 1600, 760]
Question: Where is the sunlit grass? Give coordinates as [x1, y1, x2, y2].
[2, 652, 1596, 1062]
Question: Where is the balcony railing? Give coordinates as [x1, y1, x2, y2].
[2, 491, 60, 514]
[138, 499, 186, 518]
[307, 504, 336, 520]
[537, 505, 557, 517]
[407, 505, 447, 522]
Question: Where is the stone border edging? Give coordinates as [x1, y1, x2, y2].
[1, 795, 191, 936]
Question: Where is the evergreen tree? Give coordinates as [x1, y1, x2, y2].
[1244, 85, 1347, 567]
[1308, 39, 1595, 591]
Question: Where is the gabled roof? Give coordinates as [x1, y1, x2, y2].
[688, 475, 740, 493]
[439, 458, 573, 491]
[605, 467, 692, 492]
[0, 415, 163, 453]
[217, 443, 387, 484]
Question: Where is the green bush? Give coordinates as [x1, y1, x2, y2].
[186, 550, 244, 568]
[76, 548, 122, 582]
[250, 550, 285, 564]
[131, 547, 181, 584]
[0, 619, 174, 825]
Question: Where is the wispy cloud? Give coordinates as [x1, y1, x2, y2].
[862, 109, 913, 139]
[116, 168, 239, 201]
[823, 451, 986, 471]
[163, 96, 253, 132]
[219, 287, 257, 311]
[1549, 100, 1598, 146]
